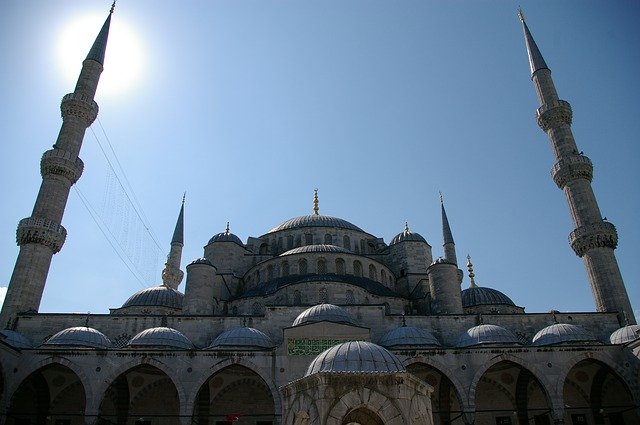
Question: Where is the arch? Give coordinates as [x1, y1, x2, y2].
[353, 260, 362, 277]
[298, 259, 308, 275]
[342, 407, 384, 425]
[319, 288, 328, 304]
[282, 261, 290, 277]
[325, 233, 333, 245]
[343, 235, 351, 250]
[259, 242, 269, 255]
[345, 290, 355, 305]
[293, 290, 302, 306]
[368, 264, 377, 280]
[317, 258, 327, 274]
[325, 388, 405, 425]
[336, 258, 346, 275]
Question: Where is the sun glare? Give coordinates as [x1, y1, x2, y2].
[57, 13, 144, 96]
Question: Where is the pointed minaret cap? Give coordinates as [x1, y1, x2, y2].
[85, 2, 115, 65]
[171, 194, 185, 245]
[467, 255, 478, 288]
[518, 9, 549, 77]
[440, 193, 455, 245]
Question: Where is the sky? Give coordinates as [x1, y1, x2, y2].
[0, 1, 638, 318]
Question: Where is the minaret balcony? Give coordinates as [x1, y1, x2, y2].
[60, 92, 99, 126]
[16, 217, 67, 253]
[569, 221, 618, 257]
[40, 149, 84, 184]
[536, 99, 572, 131]
[551, 155, 593, 189]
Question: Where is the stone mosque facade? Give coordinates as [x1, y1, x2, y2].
[1, 7, 639, 425]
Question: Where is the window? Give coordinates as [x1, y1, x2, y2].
[252, 302, 264, 315]
[369, 264, 377, 280]
[298, 259, 308, 275]
[305, 233, 313, 245]
[281, 261, 290, 277]
[259, 242, 268, 254]
[346, 290, 355, 304]
[319, 288, 328, 303]
[317, 258, 327, 274]
[353, 261, 362, 277]
[336, 258, 345, 274]
[287, 235, 293, 249]
[381, 269, 386, 282]
[343, 235, 350, 250]
[360, 239, 366, 253]
[294, 290, 302, 305]
[324, 233, 332, 244]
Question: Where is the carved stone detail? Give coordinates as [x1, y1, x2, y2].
[551, 155, 593, 189]
[161, 266, 184, 289]
[16, 217, 67, 253]
[569, 221, 618, 257]
[537, 100, 572, 131]
[60, 92, 99, 125]
[40, 149, 84, 184]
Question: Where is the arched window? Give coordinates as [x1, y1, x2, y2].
[305, 233, 313, 245]
[287, 235, 294, 249]
[369, 264, 377, 280]
[267, 265, 274, 280]
[252, 302, 264, 315]
[360, 239, 366, 253]
[281, 261, 290, 277]
[298, 259, 308, 275]
[293, 290, 302, 306]
[259, 243, 268, 255]
[346, 290, 355, 304]
[343, 235, 350, 250]
[381, 269, 386, 283]
[319, 288, 328, 304]
[324, 233, 332, 244]
[317, 258, 327, 274]
[336, 258, 345, 275]
[353, 260, 362, 277]
[295, 235, 302, 247]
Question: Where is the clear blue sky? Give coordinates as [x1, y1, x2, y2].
[0, 1, 638, 318]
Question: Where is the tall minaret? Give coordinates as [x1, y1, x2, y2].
[1, 5, 115, 326]
[519, 12, 635, 324]
[161, 196, 185, 289]
[440, 193, 457, 266]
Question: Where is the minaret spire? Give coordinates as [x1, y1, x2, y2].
[162, 197, 186, 290]
[313, 189, 319, 215]
[466, 255, 477, 288]
[0, 6, 114, 326]
[520, 15, 635, 324]
[440, 193, 457, 265]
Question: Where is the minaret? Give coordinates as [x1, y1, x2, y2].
[440, 193, 457, 265]
[162, 196, 186, 289]
[519, 12, 635, 324]
[1, 5, 115, 326]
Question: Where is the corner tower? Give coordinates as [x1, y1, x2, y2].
[519, 12, 635, 324]
[1, 5, 114, 326]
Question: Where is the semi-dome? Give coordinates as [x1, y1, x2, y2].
[461, 286, 516, 308]
[0, 329, 33, 349]
[121, 285, 183, 309]
[267, 215, 364, 234]
[379, 325, 441, 348]
[292, 304, 357, 327]
[208, 327, 274, 350]
[44, 326, 111, 349]
[281, 244, 351, 256]
[208, 231, 243, 246]
[532, 323, 597, 346]
[457, 324, 519, 347]
[306, 341, 405, 376]
[127, 327, 193, 349]
[610, 325, 640, 345]
[390, 224, 427, 245]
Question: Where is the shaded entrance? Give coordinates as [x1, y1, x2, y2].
[408, 363, 462, 425]
[342, 407, 384, 425]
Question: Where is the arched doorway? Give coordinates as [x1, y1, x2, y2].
[342, 407, 384, 425]
[98, 364, 179, 425]
[7, 363, 86, 425]
[563, 359, 638, 425]
[474, 361, 550, 425]
[193, 364, 276, 425]
[407, 363, 462, 425]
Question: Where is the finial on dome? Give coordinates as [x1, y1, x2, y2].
[313, 189, 319, 215]
[84, 312, 90, 327]
[518, 8, 525, 22]
[467, 254, 477, 288]
[404, 222, 410, 233]
[225, 222, 230, 235]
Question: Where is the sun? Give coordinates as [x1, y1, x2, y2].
[57, 12, 144, 96]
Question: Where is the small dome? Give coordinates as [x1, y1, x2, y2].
[461, 287, 516, 308]
[457, 324, 519, 347]
[281, 244, 351, 256]
[208, 327, 274, 350]
[189, 257, 214, 266]
[390, 228, 427, 245]
[293, 304, 357, 327]
[208, 231, 243, 246]
[44, 327, 111, 349]
[0, 330, 33, 349]
[267, 215, 364, 234]
[610, 325, 640, 345]
[121, 286, 183, 309]
[306, 341, 405, 376]
[379, 326, 441, 348]
[532, 323, 597, 346]
[128, 327, 193, 349]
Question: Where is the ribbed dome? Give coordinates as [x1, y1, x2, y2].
[457, 324, 519, 347]
[208, 327, 274, 350]
[0, 329, 33, 349]
[281, 244, 351, 256]
[121, 286, 184, 309]
[379, 326, 441, 348]
[610, 325, 640, 345]
[208, 231, 243, 246]
[44, 327, 111, 349]
[461, 286, 516, 308]
[390, 229, 427, 245]
[306, 341, 405, 376]
[128, 327, 193, 349]
[267, 215, 364, 234]
[532, 323, 597, 346]
[293, 304, 357, 327]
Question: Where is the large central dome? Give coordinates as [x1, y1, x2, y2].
[266, 215, 364, 234]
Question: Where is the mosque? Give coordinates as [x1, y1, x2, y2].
[0, 5, 639, 425]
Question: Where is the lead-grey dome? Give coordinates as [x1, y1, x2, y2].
[208, 327, 274, 350]
[281, 244, 351, 256]
[293, 304, 357, 327]
[457, 324, 519, 347]
[267, 215, 364, 234]
[379, 326, 441, 348]
[390, 229, 427, 245]
[44, 326, 111, 349]
[121, 286, 183, 309]
[0, 330, 33, 349]
[306, 341, 405, 376]
[461, 287, 516, 308]
[128, 327, 193, 349]
[532, 323, 597, 346]
[610, 325, 640, 345]
[208, 231, 243, 246]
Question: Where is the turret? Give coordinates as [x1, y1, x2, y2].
[161, 196, 185, 289]
[1, 5, 114, 326]
[519, 11, 635, 324]
[183, 258, 218, 315]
